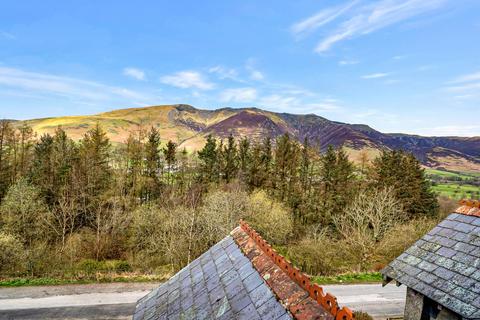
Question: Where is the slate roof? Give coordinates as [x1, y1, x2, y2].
[382, 203, 480, 319]
[133, 221, 353, 320]
[133, 235, 290, 320]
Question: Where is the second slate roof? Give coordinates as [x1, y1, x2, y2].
[382, 212, 480, 319]
[133, 235, 293, 320]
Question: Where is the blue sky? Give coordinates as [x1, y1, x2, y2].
[0, 0, 479, 136]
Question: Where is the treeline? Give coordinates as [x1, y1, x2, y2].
[0, 120, 441, 277]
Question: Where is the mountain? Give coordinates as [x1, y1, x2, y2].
[19, 104, 480, 173]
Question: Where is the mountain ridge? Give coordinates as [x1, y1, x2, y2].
[14, 104, 480, 172]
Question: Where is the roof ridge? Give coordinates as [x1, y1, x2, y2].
[238, 220, 354, 320]
[456, 199, 480, 217]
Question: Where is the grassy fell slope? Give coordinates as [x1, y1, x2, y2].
[16, 104, 480, 172]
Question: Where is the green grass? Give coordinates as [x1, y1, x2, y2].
[426, 168, 480, 180]
[432, 183, 480, 199]
[311, 272, 382, 285]
[0, 274, 167, 287]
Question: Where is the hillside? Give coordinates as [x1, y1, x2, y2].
[18, 104, 480, 172]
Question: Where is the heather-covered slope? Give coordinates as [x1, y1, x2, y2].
[16, 104, 480, 172]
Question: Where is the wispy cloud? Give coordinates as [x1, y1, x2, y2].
[208, 66, 239, 81]
[123, 67, 146, 81]
[446, 71, 480, 94]
[0, 31, 15, 40]
[160, 71, 214, 90]
[246, 59, 264, 81]
[338, 60, 359, 66]
[414, 125, 480, 136]
[257, 93, 342, 114]
[0, 66, 157, 105]
[451, 71, 480, 84]
[393, 55, 408, 60]
[362, 72, 389, 79]
[292, 0, 448, 53]
[290, 1, 358, 38]
[220, 87, 257, 103]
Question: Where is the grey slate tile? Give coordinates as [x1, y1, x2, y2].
[250, 281, 275, 308]
[382, 213, 480, 319]
[132, 234, 300, 320]
[257, 296, 289, 320]
[236, 303, 262, 320]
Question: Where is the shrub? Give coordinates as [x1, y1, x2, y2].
[377, 217, 437, 264]
[284, 235, 342, 275]
[0, 179, 49, 246]
[245, 190, 293, 245]
[200, 188, 249, 240]
[333, 187, 403, 271]
[76, 259, 103, 275]
[0, 232, 25, 275]
[105, 260, 131, 273]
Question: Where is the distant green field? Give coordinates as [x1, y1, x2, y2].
[432, 183, 480, 199]
[425, 168, 478, 180]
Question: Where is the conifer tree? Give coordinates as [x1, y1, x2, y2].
[238, 137, 250, 184]
[222, 135, 237, 183]
[145, 127, 161, 179]
[319, 145, 354, 224]
[163, 140, 177, 185]
[78, 124, 112, 219]
[274, 134, 298, 201]
[370, 150, 438, 218]
[198, 135, 218, 183]
[0, 121, 14, 199]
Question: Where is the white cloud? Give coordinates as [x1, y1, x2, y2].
[160, 71, 214, 90]
[123, 67, 146, 81]
[0, 66, 156, 104]
[414, 125, 480, 137]
[451, 71, 480, 84]
[362, 72, 389, 79]
[257, 94, 344, 115]
[446, 71, 480, 95]
[308, 0, 448, 53]
[208, 66, 239, 81]
[220, 87, 257, 103]
[338, 60, 359, 66]
[246, 59, 265, 81]
[290, 1, 358, 37]
[250, 70, 264, 81]
[304, 100, 343, 113]
[259, 94, 299, 111]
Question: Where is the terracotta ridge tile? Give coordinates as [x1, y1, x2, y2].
[456, 199, 480, 217]
[232, 221, 355, 320]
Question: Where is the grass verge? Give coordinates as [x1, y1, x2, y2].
[311, 272, 382, 285]
[0, 274, 167, 287]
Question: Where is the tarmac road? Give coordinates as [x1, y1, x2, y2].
[0, 282, 405, 319]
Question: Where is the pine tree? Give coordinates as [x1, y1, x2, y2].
[78, 124, 112, 219]
[319, 145, 355, 224]
[145, 127, 161, 179]
[198, 135, 218, 183]
[299, 137, 311, 192]
[222, 135, 237, 183]
[163, 140, 177, 185]
[259, 136, 272, 187]
[31, 134, 55, 205]
[238, 137, 250, 184]
[370, 150, 438, 218]
[274, 134, 297, 201]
